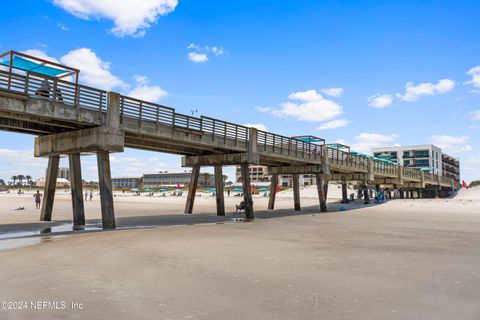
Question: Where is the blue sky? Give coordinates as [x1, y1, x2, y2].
[0, 0, 479, 183]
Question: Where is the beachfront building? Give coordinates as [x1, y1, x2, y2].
[372, 144, 460, 183]
[235, 165, 270, 183]
[112, 177, 142, 190]
[235, 165, 316, 187]
[58, 167, 70, 181]
[142, 172, 216, 188]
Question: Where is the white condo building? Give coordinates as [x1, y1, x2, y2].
[372, 144, 460, 183]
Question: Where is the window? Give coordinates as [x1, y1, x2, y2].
[414, 150, 429, 157]
[403, 151, 411, 158]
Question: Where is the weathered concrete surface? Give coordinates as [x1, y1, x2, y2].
[40, 155, 59, 221]
[97, 151, 115, 229]
[185, 165, 200, 214]
[241, 163, 254, 220]
[268, 174, 278, 210]
[68, 153, 85, 228]
[214, 165, 225, 216]
[182, 153, 257, 167]
[292, 174, 301, 211]
[34, 126, 124, 157]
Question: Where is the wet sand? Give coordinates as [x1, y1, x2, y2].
[0, 188, 479, 319]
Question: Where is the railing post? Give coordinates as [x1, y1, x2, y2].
[52, 78, 58, 102]
[24, 72, 29, 95]
[7, 51, 13, 91]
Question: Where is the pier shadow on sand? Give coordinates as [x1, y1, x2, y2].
[0, 199, 386, 247]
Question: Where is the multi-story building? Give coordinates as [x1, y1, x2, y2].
[235, 165, 270, 183]
[142, 172, 215, 188]
[372, 144, 460, 183]
[112, 177, 142, 190]
[441, 153, 461, 183]
[58, 167, 70, 180]
[235, 165, 316, 187]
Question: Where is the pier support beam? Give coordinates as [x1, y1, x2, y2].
[292, 174, 301, 211]
[341, 181, 349, 204]
[97, 151, 115, 229]
[268, 174, 278, 210]
[40, 155, 60, 221]
[316, 173, 327, 212]
[185, 165, 200, 214]
[214, 165, 225, 216]
[241, 163, 254, 221]
[68, 153, 85, 228]
[363, 186, 370, 204]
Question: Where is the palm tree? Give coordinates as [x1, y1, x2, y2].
[17, 174, 25, 185]
[200, 173, 212, 187]
[11, 175, 17, 185]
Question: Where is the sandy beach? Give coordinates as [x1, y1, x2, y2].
[0, 187, 479, 319]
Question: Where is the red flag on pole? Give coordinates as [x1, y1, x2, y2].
[462, 180, 469, 189]
[276, 185, 281, 191]
[177, 184, 183, 189]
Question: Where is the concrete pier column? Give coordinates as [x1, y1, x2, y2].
[97, 151, 115, 229]
[324, 180, 329, 200]
[68, 153, 85, 228]
[434, 189, 439, 198]
[400, 190, 404, 199]
[40, 155, 60, 221]
[185, 165, 200, 214]
[241, 163, 254, 221]
[268, 174, 278, 210]
[363, 186, 370, 204]
[341, 182, 349, 203]
[214, 165, 225, 216]
[315, 173, 327, 212]
[292, 174, 301, 211]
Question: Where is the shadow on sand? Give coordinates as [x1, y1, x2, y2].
[0, 199, 386, 245]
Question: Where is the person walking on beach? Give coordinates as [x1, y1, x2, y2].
[84, 190, 88, 201]
[33, 190, 42, 209]
[89, 190, 93, 201]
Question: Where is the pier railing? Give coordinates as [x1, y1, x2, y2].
[0, 68, 455, 187]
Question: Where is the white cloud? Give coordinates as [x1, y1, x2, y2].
[53, 0, 178, 37]
[188, 52, 208, 63]
[22, 49, 59, 63]
[187, 44, 224, 63]
[271, 89, 343, 122]
[465, 66, 480, 90]
[244, 123, 267, 131]
[316, 119, 349, 130]
[351, 133, 399, 153]
[470, 110, 480, 121]
[211, 46, 224, 56]
[255, 106, 272, 113]
[60, 48, 126, 91]
[430, 135, 472, 153]
[0, 148, 47, 181]
[321, 87, 343, 98]
[367, 94, 393, 108]
[127, 75, 167, 102]
[57, 23, 69, 31]
[466, 157, 480, 164]
[396, 79, 455, 102]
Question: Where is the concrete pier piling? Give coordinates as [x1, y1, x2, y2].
[185, 165, 200, 214]
[316, 173, 328, 212]
[241, 163, 254, 221]
[214, 165, 225, 216]
[292, 174, 301, 211]
[341, 181, 349, 204]
[68, 153, 85, 228]
[268, 174, 278, 210]
[97, 151, 115, 229]
[40, 155, 60, 221]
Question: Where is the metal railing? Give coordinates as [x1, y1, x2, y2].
[0, 67, 456, 186]
[0, 69, 107, 112]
